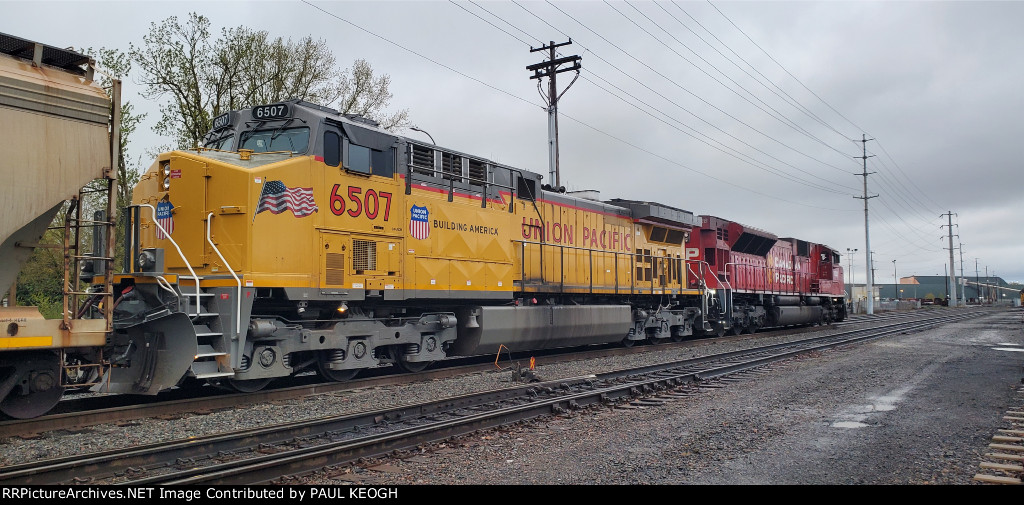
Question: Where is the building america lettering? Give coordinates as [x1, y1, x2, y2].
[433, 219, 499, 236]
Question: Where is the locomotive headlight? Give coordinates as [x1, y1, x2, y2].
[163, 176, 171, 190]
[138, 250, 156, 271]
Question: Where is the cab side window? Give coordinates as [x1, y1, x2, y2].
[324, 131, 341, 167]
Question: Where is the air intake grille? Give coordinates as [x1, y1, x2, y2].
[325, 253, 345, 285]
[353, 240, 376, 272]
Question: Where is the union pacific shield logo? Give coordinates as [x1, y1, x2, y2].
[155, 200, 174, 239]
[410, 205, 429, 240]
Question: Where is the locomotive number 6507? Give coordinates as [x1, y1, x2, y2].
[330, 184, 392, 221]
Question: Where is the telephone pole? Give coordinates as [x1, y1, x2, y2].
[870, 251, 877, 291]
[941, 211, 958, 307]
[957, 242, 966, 306]
[854, 135, 877, 314]
[975, 258, 980, 304]
[527, 40, 581, 189]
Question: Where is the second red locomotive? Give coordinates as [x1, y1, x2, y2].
[686, 215, 847, 336]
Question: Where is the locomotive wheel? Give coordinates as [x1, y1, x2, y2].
[316, 352, 359, 382]
[0, 352, 64, 420]
[224, 378, 272, 393]
[389, 346, 432, 373]
[728, 324, 743, 336]
[175, 376, 207, 390]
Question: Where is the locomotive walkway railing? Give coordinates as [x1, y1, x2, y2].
[514, 239, 703, 297]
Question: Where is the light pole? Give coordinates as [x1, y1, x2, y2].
[893, 259, 898, 300]
[847, 247, 856, 286]
[846, 247, 858, 301]
[409, 126, 436, 145]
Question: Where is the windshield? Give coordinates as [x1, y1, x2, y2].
[204, 135, 234, 151]
[240, 127, 310, 154]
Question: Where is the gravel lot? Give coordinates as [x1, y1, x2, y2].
[2, 308, 1021, 486]
[314, 308, 1024, 485]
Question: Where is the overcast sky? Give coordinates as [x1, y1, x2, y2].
[5, 0, 1022, 288]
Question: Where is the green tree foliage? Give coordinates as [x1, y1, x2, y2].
[132, 13, 409, 149]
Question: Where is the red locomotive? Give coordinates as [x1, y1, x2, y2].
[685, 215, 847, 336]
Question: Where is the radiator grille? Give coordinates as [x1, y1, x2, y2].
[467, 158, 486, 184]
[411, 144, 434, 177]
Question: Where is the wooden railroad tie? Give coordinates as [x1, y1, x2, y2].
[974, 474, 1022, 485]
[975, 401, 1024, 484]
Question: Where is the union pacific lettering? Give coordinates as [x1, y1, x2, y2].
[521, 217, 632, 252]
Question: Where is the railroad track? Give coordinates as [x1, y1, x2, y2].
[0, 307, 990, 437]
[0, 308, 989, 485]
[0, 315, 849, 436]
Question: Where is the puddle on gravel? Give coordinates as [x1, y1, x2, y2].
[995, 342, 1020, 346]
[831, 421, 869, 429]
[992, 347, 1024, 352]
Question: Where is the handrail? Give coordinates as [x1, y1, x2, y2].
[138, 203, 200, 316]
[206, 213, 242, 341]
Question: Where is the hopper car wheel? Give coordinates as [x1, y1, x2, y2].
[316, 352, 359, 382]
[0, 352, 64, 420]
[621, 336, 636, 348]
[712, 322, 727, 338]
[224, 378, 272, 393]
[647, 335, 669, 345]
[671, 333, 686, 343]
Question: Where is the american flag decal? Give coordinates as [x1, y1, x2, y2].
[255, 180, 318, 218]
[410, 205, 429, 240]
[155, 200, 174, 239]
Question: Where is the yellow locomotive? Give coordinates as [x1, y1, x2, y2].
[98, 99, 712, 395]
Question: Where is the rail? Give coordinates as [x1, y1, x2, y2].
[206, 213, 242, 340]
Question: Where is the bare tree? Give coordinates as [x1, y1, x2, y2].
[334, 59, 409, 130]
[131, 13, 409, 149]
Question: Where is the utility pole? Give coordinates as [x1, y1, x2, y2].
[957, 242, 966, 306]
[846, 247, 857, 307]
[944, 264, 949, 301]
[940, 211, 958, 307]
[527, 41, 581, 190]
[870, 251, 877, 293]
[893, 259, 898, 300]
[854, 135, 877, 314]
[975, 258, 980, 304]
